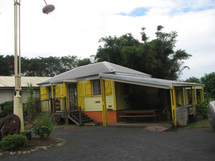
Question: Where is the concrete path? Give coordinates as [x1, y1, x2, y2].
[1, 125, 215, 161]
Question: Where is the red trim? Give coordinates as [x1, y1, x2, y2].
[84, 110, 126, 124]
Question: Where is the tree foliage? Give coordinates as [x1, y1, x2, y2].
[0, 55, 14, 76]
[95, 25, 192, 80]
[201, 72, 215, 98]
[185, 76, 200, 83]
[77, 58, 92, 67]
[0, 55, 79, 76]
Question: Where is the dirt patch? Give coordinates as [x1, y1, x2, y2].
[0, 137, 61, 153]
[144, 125, 171, 132]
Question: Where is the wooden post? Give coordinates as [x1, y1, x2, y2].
[170, 86, 177, 127]
[100, 78, 107, 127]
[201, 86, 205, 103]
[64, 97, 68, 125]
[193, 86, 197, 105]
[112, 81, 117, 111]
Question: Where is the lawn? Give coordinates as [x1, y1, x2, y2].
[185, 119, 211, 128]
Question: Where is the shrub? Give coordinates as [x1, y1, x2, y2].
[196, 98, 214, 120]
[0, 134, 27, 151]
[32, 113, 54, 140]
[1, 101, 13, 116]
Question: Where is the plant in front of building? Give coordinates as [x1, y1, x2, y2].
[32, 113, 54, 140]
[0, 101, 13, 117]
[195, 98, 213, 121]
[0, 134, 27, 151]
[24, 83, 40, 120]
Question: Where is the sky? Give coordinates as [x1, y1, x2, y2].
[0, 0, 214, 80]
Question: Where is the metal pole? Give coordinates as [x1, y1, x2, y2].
[44, 0, 48, 5]
[13, 0, 24, 133]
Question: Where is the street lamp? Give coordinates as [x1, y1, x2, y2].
[13, 0, 55, 133]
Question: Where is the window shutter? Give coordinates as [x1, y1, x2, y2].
[55, 85, 61, 98]
[77, 82, 85, 111]
[84, 81, 92, 97]
[105, 80, 112, 95]
[62, 83, 68, 98]
[40, 87, 48, 100]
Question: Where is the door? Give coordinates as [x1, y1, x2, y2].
[69, 84, 78, 110]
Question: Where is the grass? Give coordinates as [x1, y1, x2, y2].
[185, 119, 211, 128]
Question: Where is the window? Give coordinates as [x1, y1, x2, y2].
[93, 80, 101, 95]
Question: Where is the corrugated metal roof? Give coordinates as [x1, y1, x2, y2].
[0, 76, 51, 88]
[36, 61, 204, 89]
[38, 61, 151, 85]
[99, 73, 204, 89]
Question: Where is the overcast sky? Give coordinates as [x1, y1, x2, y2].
[0, 0, 214, 80]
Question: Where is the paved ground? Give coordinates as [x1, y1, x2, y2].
[1, 125, 215, 161]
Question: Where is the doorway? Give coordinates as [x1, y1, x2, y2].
[68, 84, 78, 109]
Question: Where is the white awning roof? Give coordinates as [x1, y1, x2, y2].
[99, 73, 204, 89]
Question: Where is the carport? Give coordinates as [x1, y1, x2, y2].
[99, 73, 205, 127]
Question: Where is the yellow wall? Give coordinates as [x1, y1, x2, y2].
[175, 88, 183, 106]
[40, 86, 50, 112]
[77, 80, 115, 112]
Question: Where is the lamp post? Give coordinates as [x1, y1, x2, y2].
[13, 0, 55, 133]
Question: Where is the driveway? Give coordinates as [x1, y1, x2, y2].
[1, 125, 215, 161]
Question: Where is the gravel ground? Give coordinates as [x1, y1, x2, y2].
[1, 125, 215, 161]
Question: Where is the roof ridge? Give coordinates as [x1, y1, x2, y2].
[102, 61, 116, 72]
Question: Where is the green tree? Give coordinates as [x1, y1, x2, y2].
[0, 55, 14, 76]
[201, 72, 215, 98]
[95, 26, 192, 80]
[77, 58, 92, 67]
[0, 55, 78, 76]
[185, 76, 200, 83]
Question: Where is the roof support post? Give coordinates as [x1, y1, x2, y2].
[170, 86, 177, 127]
[112, 81, 117, 110]
[183, 88, 186, 105]
[51, 83, 54, 98]
[100, 78, 107, 127]
[193, 86, 197, 105]
[201, 86, 205, 103]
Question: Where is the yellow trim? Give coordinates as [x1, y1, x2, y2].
[62, 82, 68, 110]
[180, 89, 183, 105]
[186, 89, 189, 104]
[100, 79, 107, 127]
[170, 86, 177, 126]
[183, 88, 186, 105]
[112, 81, 117, 110]
[51, 84, 54, 98]
[201, 86, 205, 103]
[193, 86, 197, 105]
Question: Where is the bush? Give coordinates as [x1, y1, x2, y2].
[1, 101, 13, 116]
[0, 134, 27, 151]
[196, 98, 214, 120]
[32, 113, 54, 140]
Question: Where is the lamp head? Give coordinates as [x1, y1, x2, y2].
[42, 4, 55, 14]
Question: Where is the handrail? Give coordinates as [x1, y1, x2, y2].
[40, 97, 82, 125]
[65, 97, 82, 125]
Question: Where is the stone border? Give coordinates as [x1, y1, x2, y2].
[0, 138, 66, 156]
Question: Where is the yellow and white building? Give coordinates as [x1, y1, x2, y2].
[38, 61, 205, 127]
